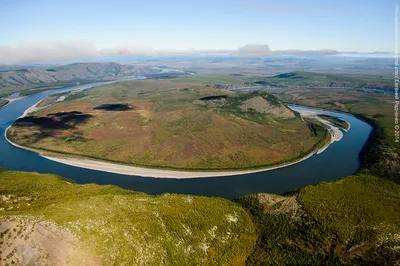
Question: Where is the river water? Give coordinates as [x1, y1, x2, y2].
[0, 82, 372, 199]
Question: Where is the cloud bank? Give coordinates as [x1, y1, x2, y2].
[233, 44, 339, 57]
[0, 41, 345, 64]
[0, 41, 99, 64]
[274, 49, 339, 56]
[234, 44, 273, 57]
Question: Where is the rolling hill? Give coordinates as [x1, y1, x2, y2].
[0, 62, 160, 98]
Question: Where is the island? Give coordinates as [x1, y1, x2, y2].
[318, 114, 350, 131]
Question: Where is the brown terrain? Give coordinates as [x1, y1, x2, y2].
[7, 79, 326, 170]
[0, 216, 77, 265]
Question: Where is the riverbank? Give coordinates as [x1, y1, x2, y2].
[4, 102, 346, 178]
[294, 108, 346, 155]
[287, 100, 397, 183]
[5, 128, 323, 178]
[0, 96, 27, 109]
[0, 99, 9, 108]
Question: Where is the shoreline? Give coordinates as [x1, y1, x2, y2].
[0, 96, 27, 109]
[4, 102, 348, 179]
[293, 108, 346, 155]
[5, 133, 320, 178]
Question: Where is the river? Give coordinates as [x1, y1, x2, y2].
[0, 82, 372, 199]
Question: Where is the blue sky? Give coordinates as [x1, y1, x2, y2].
[0, 0, 396, 63]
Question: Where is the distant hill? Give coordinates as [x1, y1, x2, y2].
[252, 71, 393, 91]
[0, 62, 160, 97]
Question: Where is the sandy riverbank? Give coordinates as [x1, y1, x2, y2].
[5, 103, 349, 178]
[294, 109, 348, 155]
[5, 126, 319, 178]
[18, 99, 44, 118]
[40, 151, 320, 178]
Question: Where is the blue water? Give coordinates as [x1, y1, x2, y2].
[0, 82, 372, 199]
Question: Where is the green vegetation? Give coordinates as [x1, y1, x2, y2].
[2, 74, 399, 265]
[259, 72, 393, 90]
[234, 86, 400, 265]
[318, 114, 350, 130]
[8, 79, 326, 171]
[1, 169, 399, 265]
[238, 174, 400, 265]
[0, 168, 256, 265]
[175, 72, 393, 91]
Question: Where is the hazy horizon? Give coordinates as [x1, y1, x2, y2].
[0, 0, 396, 64]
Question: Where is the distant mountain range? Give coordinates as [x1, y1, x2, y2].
[0, 62, 164, 98]
[0, 62, 158, 88]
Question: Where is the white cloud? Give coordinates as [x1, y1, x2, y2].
[0, 41, 99, 64]
[0, 41, 344, 64]
[234, 44, 273, 57]
[100, 45, 156, 56]
[0, 41, 199, 64]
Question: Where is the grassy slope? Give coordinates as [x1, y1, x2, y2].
[7, 80, 327, 170]
[0, 168, 256, 265]
[238, 174, 400, 265]
[1, 171, 399, 265]
[0, 62, 163, 98]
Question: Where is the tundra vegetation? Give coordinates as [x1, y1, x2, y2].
[7, 79, 329, 171]
[238, 174, 400, 265]
[0, 168, 256, 265]
[0, 169, 399, 265]
[174, 71, 393, 91]
[1, 73, 399, 265]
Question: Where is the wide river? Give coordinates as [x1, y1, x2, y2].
[0, 82, 372, 199]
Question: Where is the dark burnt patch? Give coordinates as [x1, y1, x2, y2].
[48, 111, 85, 117]
[14, 111, 92, 130]
[94, 104, 133, 111]
[199, 95, 228, 101]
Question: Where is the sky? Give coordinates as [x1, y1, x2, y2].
[0, 0, 396, 63]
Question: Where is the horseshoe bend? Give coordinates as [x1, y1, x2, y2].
[6, 79, 332, 175]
